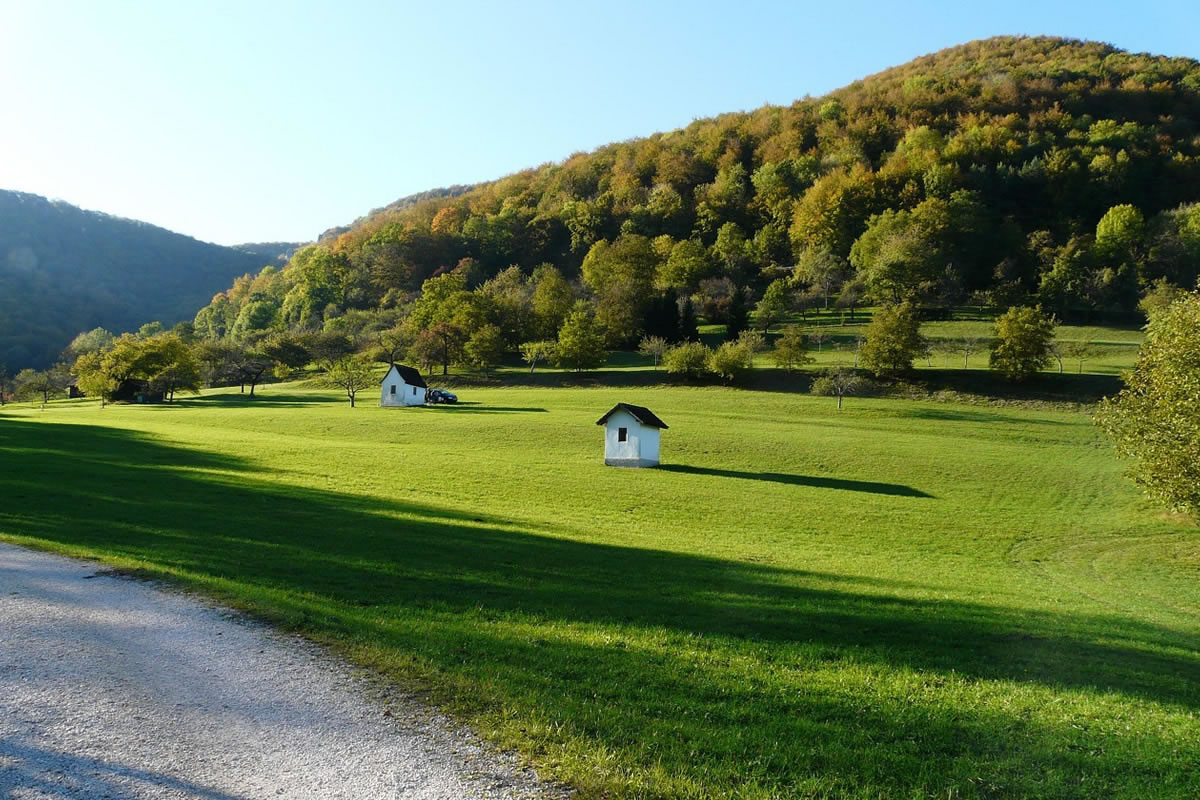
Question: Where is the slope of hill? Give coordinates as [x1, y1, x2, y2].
[316, 184, 475, 243]
[192, 36, 1200, 348]
[0, 191, 268, 368]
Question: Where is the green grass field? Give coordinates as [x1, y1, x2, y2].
[2, 372, 1197, 798]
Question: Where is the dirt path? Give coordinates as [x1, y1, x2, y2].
[0, 543, 564, 799]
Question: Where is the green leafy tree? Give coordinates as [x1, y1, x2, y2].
[519, 340, 557, 373]
[530, 264, 576, 339]
[772, 326, 815, 371]
[0, 363, 8, 405]
[226, 344, 274, 397]
[261, 333, 312, 380]
[373, 325, 414, 367]
[145, 335, 202, 402]
[657, 239, 712, 290]
[754, 279, 791, 331]
[989, 306, 1056, 381]
[410, 328, 442, 375]
[1138, 278, 1186, 321]
[65, 327, 115, 359]
[464, 324, 505, 375]
[663, 341, 711, 379]
[555, 305, 608, 372]
[325, 355, 377, 407]
[1096, 292, 1200, 512]
[859, 302, 926, 377]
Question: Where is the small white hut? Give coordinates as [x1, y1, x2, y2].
[596, 403, 668, 467]
[380, 364, 428, 407]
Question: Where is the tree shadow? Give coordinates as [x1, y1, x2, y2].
[188, 392, 347, 408]
[1, 419, 1197, 797]
[0, 739, 250, 800]
[429, 402, 548, 414]
[914, 369, 1124, 404]
[895, 406, 1071, 425]
[657, 463, 934, 497]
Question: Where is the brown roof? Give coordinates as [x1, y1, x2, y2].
[595, 403, 668, 429]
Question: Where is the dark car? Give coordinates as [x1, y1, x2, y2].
[425, 388, 458, 404]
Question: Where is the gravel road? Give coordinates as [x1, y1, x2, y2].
[0, 543, 566, 800]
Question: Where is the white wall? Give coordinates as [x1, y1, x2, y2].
[379, 366, 426, 407]
[603, 410, 661, 467]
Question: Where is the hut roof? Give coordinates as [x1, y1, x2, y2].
[384, 364, 427, 389]
[595, 403, 668, 429]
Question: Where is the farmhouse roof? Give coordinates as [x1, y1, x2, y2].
[385, 364, 427, 389]
[595, 403, 668, 429]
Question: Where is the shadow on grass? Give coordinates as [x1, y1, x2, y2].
[657, 464, 933, 497]
[906, 369, 1124, 404]
[1, 419, 1196, 797]
[181, 392, 346, 408]
[429, 402, 548, 414]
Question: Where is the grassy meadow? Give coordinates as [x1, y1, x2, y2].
[2, 360, 1198, 798]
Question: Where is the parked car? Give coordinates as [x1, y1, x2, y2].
[425, 388, 458, 404]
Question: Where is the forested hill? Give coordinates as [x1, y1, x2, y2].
[0, 190, 267, 368]
[192, 36, 1200, 352]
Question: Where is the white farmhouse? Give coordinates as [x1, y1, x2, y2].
[596, 403, 668, 467]
[380, 364, 428, 407]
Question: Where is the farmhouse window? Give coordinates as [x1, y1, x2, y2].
[618, 427, 627, 442]
[389, 385, 396, 395]
[412, 386, 417, 395]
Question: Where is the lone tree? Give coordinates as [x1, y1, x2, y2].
[989, 306, 1055, 381]
[953, 335, 985, 368]
[1065, 340, 1097, 374]
[325, 355, 377, 407]
[859, 302, 925, 377]
[1096, 292, 1200, 514]
[811, 367, 866, 409]
[638, 335, 669, 368]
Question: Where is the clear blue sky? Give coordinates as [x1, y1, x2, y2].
[0, 0, 1196, 246]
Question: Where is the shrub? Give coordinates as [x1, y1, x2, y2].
[663, 341, 711, 379]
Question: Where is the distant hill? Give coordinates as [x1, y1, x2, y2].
[0, 190, 268, 368]
[232, 241, 308, 265]
[191, 35, 1200, 349]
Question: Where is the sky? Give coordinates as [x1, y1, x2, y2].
[0, 1, 1197, 246]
